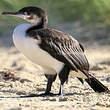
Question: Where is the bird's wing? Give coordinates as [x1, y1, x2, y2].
[27, 28, 89, 71]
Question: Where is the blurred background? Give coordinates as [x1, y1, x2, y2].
[0, 0, 110, 47]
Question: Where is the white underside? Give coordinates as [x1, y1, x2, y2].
[13, 23, 87, 78]
[13, 24, 65, 74]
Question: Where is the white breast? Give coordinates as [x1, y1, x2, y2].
[13, 24, 64, 74]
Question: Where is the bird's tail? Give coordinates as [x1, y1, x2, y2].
[84, 71, 109, 93]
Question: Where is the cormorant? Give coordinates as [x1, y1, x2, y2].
[2, 6, 109, 95]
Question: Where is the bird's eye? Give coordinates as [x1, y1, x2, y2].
[24, 12, 28, 15]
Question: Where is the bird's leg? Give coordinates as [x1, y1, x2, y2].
[58, 77, 69, 95]
[58, 65, 70, 95]
[44, 74, 57, 95]
[59, 81, 64, 95]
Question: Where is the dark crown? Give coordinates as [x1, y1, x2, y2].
[19, 6, 46, 17]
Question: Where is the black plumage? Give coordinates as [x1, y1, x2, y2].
[27, 28, 89, 71]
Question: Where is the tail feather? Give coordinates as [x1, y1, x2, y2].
[77, 77, 84, 84]
[85, 74, 109, 93]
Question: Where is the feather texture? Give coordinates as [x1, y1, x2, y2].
[27, 28, 89, 72]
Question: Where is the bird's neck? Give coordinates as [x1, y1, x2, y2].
[26, 17, 47, 34]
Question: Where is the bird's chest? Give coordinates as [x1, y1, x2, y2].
[13, 24, 64, 74]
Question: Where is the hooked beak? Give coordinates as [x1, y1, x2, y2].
[2, 11, 30, 20]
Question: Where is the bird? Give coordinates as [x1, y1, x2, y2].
[2, 6, 109, 96]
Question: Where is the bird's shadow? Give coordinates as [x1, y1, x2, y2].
[0, 91, 88, 99]
[0, 89, 58, 98]
[1, 91, 109, 99]
[0, 88, 107, 99]
[0, 93, 58, 98]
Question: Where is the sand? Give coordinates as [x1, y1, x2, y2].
[0, 36, 110, 110]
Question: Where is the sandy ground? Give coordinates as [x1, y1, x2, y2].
[0, 36, 110, 110]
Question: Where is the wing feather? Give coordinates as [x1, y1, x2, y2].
[27, 28, 89, 71]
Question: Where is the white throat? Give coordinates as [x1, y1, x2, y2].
[13, 23, 64, 74]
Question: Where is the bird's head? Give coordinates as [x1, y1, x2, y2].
[2, 6, 48, 25]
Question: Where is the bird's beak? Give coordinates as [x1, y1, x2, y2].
[2, 11, 18, 16]
[2, 11, 30, 20]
